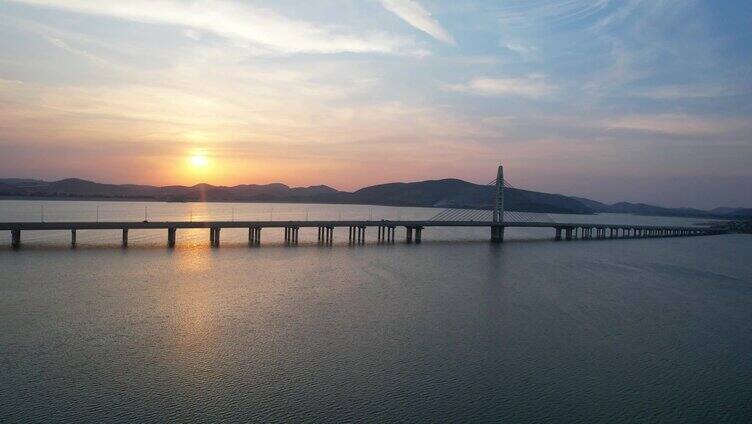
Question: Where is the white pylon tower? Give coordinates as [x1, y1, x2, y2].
[492, 165, 505, 242]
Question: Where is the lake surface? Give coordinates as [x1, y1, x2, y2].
[1, 200, 751, 422]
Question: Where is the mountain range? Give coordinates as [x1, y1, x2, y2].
[0, 177, 749, 219]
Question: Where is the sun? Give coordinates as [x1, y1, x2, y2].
[189, 153, 209, 168]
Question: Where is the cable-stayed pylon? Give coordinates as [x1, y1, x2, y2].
[429, 171, 554, 223]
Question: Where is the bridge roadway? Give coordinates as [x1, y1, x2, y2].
[2, 220, 725, 248]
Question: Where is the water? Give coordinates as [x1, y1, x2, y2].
[1, 200, 751, 422]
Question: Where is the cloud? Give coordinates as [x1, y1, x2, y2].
[601, 114, 747, 136]
[9, 0, 421, 55]
[502, 41, 537, 60]
[379, 0, 455, 45]
[629, 84, 734, 100]
[498, 0, 612, 28]
[444, 75, 555, 98]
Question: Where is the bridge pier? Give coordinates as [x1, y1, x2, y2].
[565, 228, 573, 241]
[378, 226, 388, 243]
[415, 227, 423, 244]
[71, 229, 77, 248]
[284, 227, 299, 245]
[11, 229, 20, 249]
[406, 227, 413, 243]
[491, 225, 504, 243]
[320, 226, 334, 245]
[349, 226, 365, 244]
[378, 226, 394, 243]
[210, 228, 221, 247]
[122, 229, 128, 247]
[249, 227, 261, 246]
[555, 227, 562, 241]
[320, 226, 333, 245]
[167, 227, 176, 248]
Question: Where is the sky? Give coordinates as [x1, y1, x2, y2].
[0, 0, 751, 209]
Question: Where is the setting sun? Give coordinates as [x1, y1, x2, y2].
[188, 153, 209, 168]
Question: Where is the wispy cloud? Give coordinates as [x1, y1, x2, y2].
[379, 0, 455, 45]
[602, 114, 748, 136]
[629, 84, 735, 100]
[9, 0, 422, 55]
[444, 75, 555, 98]
[498, 0, 612, 28]
[501, 41, 537, 60]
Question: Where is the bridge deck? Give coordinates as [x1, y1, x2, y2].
[2, 220, 724, 249]
[0, 220, 712, 231]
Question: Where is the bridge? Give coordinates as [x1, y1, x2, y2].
[1, 166, 727, 249]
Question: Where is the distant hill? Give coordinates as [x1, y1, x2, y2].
[0, 176, 592, 214]
[571, 196, 751, 219]
[1, 176, 748, 218]
[349, 179, 591, 214]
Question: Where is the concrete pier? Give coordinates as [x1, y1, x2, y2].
[325, 226, 333, 245]
[11, 229, 20, 249]
[167, 227, 176, 248]
[491, 226, 505, 243]
[283, 227, 299, 245]
[210, 228, 221, 247]
[377, 226, 395, 243]
[71, 229, 77, 248]
[320, 226, 334, 245]
[122, 229, 128, 247]
[406, 227, 413, 244]
[249, 227, 261, 246]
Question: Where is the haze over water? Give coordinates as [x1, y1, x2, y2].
[1, 200, 751, 422]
